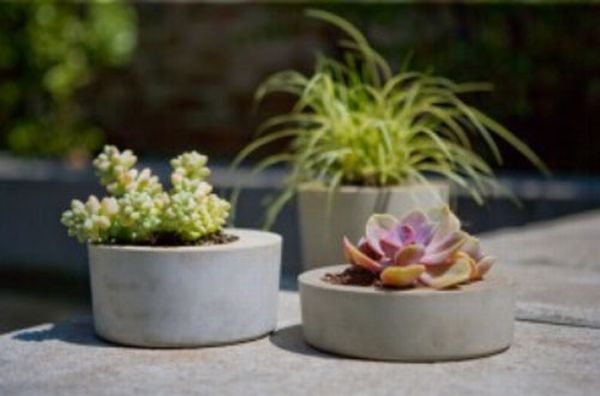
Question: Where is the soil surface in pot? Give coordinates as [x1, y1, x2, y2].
[323, 265, 477, 291]
[323, 266, 380, 287]
[105, 231, 239, 247]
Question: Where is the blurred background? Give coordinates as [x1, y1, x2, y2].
[0, 1, 599, 333]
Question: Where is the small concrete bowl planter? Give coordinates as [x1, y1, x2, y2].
[299, 265, 514, 361]
[89, 228, 282, 348]
[299, 207, 515, 361]
[60, 146, 283, 347]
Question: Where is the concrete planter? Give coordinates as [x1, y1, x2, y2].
[297, 183, 449, 271]
[299, 265, 515, 362]
[88, 228, 282, 348]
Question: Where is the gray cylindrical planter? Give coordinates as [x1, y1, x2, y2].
[88, 228, 282, 348]
[299, 265, 515, 362]
[297, 183, 449, 271]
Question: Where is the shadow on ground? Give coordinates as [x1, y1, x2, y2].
[268, 324, 350, 360]
[12, 317, 114, 348]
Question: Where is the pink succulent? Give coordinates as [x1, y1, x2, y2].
[343, 207, 496, 289]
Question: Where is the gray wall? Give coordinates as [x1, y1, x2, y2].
[2, 156, 600, 280]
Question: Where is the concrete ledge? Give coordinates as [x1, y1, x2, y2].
[481, 210, 600, 328]
[1, 291, 598, 396]
[2, 154, 600, 277]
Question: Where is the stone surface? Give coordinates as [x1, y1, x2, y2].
[1, 291, 599, 396]
[482, 210, 600, 273]
[0, 292, 87, 334]
[299, 266, 514, 361]
[3, 210, 600, 394]
[480, 210, 600, 328]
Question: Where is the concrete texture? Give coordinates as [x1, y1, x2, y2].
[2, 210, 600, 394]
[480, 210, 600, 328]
[1, 292, 599, 396]
[299, 266, 515, 361]
[88, 229, 281, 347]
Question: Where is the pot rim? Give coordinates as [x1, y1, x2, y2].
[88, 228, 281, 253]
[299, 265, 514, 298]
[297, 181, 449, 194]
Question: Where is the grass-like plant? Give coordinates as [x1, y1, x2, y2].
[233, 9, 547, 228]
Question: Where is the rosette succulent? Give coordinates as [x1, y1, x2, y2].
[61, 145, 231, 245]
[342, 207, 495, 289]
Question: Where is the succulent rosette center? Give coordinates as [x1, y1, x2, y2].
[343, 207, 496, 289]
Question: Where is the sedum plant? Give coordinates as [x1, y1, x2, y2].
[61, 145, 231, 245]
[233, 9, 546, 228]
[341, 207, 495, 289]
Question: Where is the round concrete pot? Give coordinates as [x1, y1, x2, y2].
[299, 265, 515, 362]
[297, 183, 449, 271]
[88, 228, 282, 348]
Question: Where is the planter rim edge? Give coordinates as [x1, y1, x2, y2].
[299, 265, 514, 297]
[297, 181, 448, 194]
[87, 228, 281, 252]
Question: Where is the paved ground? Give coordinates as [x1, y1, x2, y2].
[0, 292, 88, 334]
[1, 210, 600, 395]
[483, 210, 600, 328]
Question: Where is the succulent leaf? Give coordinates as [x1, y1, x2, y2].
[421, 231, 468, 265]
[380, 265, 425, 287]
[428, 207, 461, 247]
[461, 235, 483, 261]
[400, 210, 435, 245]
[343, 237, 383, 273]
[365, 214, 398, 255]
[379, 235, 403, 258]
[474, 256, 496, 279]
[393, 244, 425, 266]
[358, 237, 383, 260]
[419, 254, 473, 289]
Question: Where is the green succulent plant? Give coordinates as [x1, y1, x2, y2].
[233, 9, 547, 228]
[61, 146, 230, 245]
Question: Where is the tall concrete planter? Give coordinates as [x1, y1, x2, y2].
[88, 228, 282, 348]
[299, 265, 515, 362]
[297, 183, 449, 271]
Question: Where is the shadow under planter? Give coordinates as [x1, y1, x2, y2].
[12, 317, 113, 348]
[268, 324, 347, 360]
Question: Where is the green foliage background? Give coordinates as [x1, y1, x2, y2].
[0, 2, 597, 174]
[0, 0, 136, 159]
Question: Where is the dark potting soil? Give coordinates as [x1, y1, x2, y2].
[322, 266, 379, 287]
[107, 231, 239, 247]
